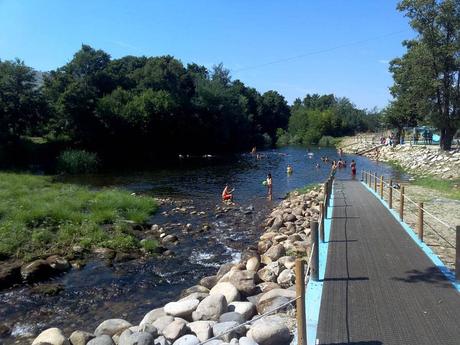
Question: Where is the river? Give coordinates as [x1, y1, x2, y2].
[0, 147, 406, 344]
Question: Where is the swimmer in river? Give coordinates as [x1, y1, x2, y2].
[222, 184, 234, 202]
[266, 173, 273, 200]
[316, 163, 320, 169]
[287, 164, 293, 174]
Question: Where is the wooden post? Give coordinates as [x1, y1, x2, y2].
[319, 203, 325, 242]
[374, 173, 377, 193]
[380, 176, 384, 199]
[389, 179, 393, 209]
[365, 171, 367, 185]
[323, 182, 328, 211]
[311, 221, 319, 281]
[399, 186, 405, 221]
[295, 259, 307, 345]
[418, 203, 424, 241]
[456, 226, 460, 282]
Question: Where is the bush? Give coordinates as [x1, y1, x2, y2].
[57, 150, 99, 174]
[318, 136, 340, 147]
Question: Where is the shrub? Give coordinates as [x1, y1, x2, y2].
[57, 150, 99, 174]
[318, 136, 340, 147]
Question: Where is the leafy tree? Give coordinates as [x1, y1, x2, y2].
[394, 0, 460, 150]
[0, 59, 46, 141]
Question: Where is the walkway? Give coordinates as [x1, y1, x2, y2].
[316, 179, 460, 345]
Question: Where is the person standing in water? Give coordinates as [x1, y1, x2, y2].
[266, 173, 273, 200]
[222, 184, 234, 202]
[287, 164, 293, 174]
[351, 159, 357, 178]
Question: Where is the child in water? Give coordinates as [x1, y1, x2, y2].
[266, 173, 273, 199]
[287, 164, 293, 174]
[222, 184, 234, 202]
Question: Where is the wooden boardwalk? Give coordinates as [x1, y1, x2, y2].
[316, 180, 460, 345]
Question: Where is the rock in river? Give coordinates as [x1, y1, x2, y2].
[164, 298, 200, 319]
[32, 328, 69, 345]
[247, 316, 290, 345]
[192, 294, 227, 321]
[210, 282, 240, 303]
[69, 330, 95, 345]
[21, 259, 54, 283]
[94, 319, 132, 337]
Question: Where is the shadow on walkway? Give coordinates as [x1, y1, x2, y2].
[391, 266, 452, 288]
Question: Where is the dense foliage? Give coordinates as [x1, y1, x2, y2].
[1, 45, 378, 169]
[1, 46, 291, 168]
[277, 94, 381, 146]
[388, 0, 460, 150]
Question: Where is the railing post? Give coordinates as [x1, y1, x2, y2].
[364, 171, 367, 185]
[323, 182, 328, 214]
[399, 186, 405, 221]
[310, 220, 319, 282]
[418, 202, 424, 241]
[456, 226, 460, 282]
[374, 173, 377, 193]
[319, 203, 325, 242]
[295, 259, 307, 345]
[389, 179, 393, 209]
[380, 176, 384, 199]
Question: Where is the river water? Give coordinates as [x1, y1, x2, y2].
[0, 147, 405, 343]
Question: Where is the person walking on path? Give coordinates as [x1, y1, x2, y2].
[351, 159, 357, 178]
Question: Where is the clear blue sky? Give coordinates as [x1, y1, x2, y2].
[0, 0, 413, 109]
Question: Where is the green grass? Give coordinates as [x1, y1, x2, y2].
[386, 160, 407, 174]
[412, 177, 460, 200]
[0, 172, 158, 260]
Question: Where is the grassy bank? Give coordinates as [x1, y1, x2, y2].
[412, 177, 460, 201]
[0, 172, 158, 260]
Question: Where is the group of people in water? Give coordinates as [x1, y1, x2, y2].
[222, 148, 356, 204]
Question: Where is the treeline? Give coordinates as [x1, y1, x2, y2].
[386, 0, 460, 150]
[276, 94, 381, 146]
[0, 45, 290, 168]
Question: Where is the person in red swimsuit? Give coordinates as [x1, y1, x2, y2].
[222, 184, 234, 202]
[351, 160, 357, 178]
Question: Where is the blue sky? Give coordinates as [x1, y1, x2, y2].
[0, 0, 413, 109]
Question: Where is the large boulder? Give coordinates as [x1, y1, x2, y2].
[192, 294, 227, 321]
[219, 312, 245, 324]
[139, 308, 166, 327]
[87, 335, 114, 345]
[187, 321, 215, 342]
[46, 255, 71, 273]
[180, 285, 209, 298]
[0, 261, 22, 289]
[119, 331, 155, 345]
[212, 322, 245, 343]
[164, 299, 200, 319]
[216, 263, 234, 281]
[247, 317, 290, 345]
[245, 257, 260, 272]
[94, 319, 132, 337]
[257, 241, 272, 254]
[69, 330, 95, 345]
[162, 319, 187, 342]
[256, 262, 281, 283]
[179, 292, 208, 302]
[32, 328, 69, 345]
[222, 270, 256, 296]
[264, 245, 285, 261]
[239, 337, 259, 345]
[256, 282, 280, 294]
[21, 260, 54, 283]
[227, 302, 256, 321]
[209, 282, 240, 303]
[199, 275, 217, 290]
[172, 334, 200, 345]
[256, 289, 296, 314]
[152, 316, 174, 334]
[277, 256, 296, 270]
[276, 269, 295, 288]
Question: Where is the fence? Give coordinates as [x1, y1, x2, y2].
[361, 170, 459, 282]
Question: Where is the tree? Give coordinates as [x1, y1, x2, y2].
[0, 59, 46, 141]
[395, 0, 460, 150]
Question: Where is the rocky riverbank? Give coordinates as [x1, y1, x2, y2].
[30, 187, 323, 345]
[340, 136, 460, 180]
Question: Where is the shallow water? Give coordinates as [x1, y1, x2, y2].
[0, 147, 406, 343]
